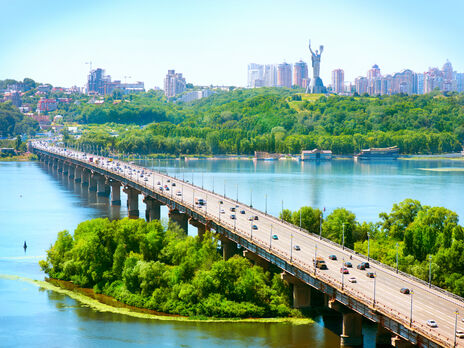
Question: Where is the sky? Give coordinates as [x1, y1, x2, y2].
[1, 0, 463, 88]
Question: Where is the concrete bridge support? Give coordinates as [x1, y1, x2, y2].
[169, 209, 188, 233]
[57, 160, 63, 173]
[124, 187, 140, 218]
[62, 163, 69, 175]
[391, 336, 414, 348]
[89, 173, 97, 192]
[144, 196, 161, 221]
[81, 169, 90, 186]
[329, 300, 363, 347]
[68, 164, 75, 179]
[110, 181, 122, 205]
[74, 166, 82, 183]
[243, 250, 270, 270]
[281, 272, 312, 309]
[188, 218, 207, 240]
[96, 174, 109, 196]
[219, 236, 238, 260]
[376, 325, 393, 347]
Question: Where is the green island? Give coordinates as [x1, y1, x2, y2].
[280, 199, 464, 296]
[40, 198, 464, 321]
[40, 218, 304, 320]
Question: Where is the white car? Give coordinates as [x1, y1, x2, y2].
[456, 330, 464, 338]
[220, 208, 225, 214]
[176, 191, 182, 197]
[426, 320, 438, 328]
[348, 277, 357, 283]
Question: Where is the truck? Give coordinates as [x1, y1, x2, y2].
[314, 257, 327, 270]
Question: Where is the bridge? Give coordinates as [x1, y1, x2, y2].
[32, 141, 464, 348]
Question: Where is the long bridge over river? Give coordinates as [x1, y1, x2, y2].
[32, 141, 464, 348]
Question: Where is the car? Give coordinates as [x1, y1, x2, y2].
[176, 191, 182, 196]
[254, 215, 259, 221]
[165, 187, 170, 191]
[400, 287, 410, 294]
[230, 214, 236, 220]
[240, 210, 245, 214]
[220, 208, 225, 214]
[172, 183, 176, 186]
[361, 262, 370, 269]
[294, 245, 301, 251]
[426, 320, 438, 328]
[219, 200, 223, 204]
[158, 187, 164, 191]
[272, 234, 278, 240]
[357, 263, 366, 270]
[252, 225, 258, 230]
[167, 179, 170, 183]
[344, 262, 352, 268]
[230, 207, 236, 212]
[366, 272, 375, 278]
[348, 277, 357, 283]
[157, 181, 161, 185]
[248, 216, 254, 221]
[340, 267, 349, 274]
[456, 330, 464, 338]
[328, 255, 337, 260]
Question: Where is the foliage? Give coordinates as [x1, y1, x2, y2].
[40, 218, 296, 318]
[0, 102, 39, 137]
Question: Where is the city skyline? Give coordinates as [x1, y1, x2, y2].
[1, 0, 464, 88]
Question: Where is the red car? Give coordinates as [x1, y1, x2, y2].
[340, 267, 349, 274]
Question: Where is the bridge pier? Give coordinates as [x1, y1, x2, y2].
[124, 187, 140, 218]
[110, 181, 122, 205]
[188, 218, 207, 240]
[68, 164, 75, 179]
[219, 236, 238, 260]
[56, 160, 63, 173]
[81, 169, 90, 186]
[74, 166, 82, 183]
[376, 325, 392, 347]
[329, 300, 363, 347]
[243, 249, 270, 270]
[281, 272, 312, 309]
[96, 174, 109, 196]
[62, 163, 69, 175]
[169, 209, 188, 233]
[89, 173, 97, 192]
[144, 196, 161, 221]
[391, 336, 414, 348]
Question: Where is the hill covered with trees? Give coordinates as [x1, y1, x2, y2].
[69, 89, 464, 155]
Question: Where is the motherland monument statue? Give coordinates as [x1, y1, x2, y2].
[306, 39, 327, 94]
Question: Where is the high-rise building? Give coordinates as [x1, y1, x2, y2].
[293, 61, 308, 88]
[164, 70, 186, 98]
[416, 73, 424, 94]
[331, 69, 344, 94]
[456, 73, 464, 93]
[263, 64, 277, 87]
[277, 63, 292, 88]
[87, 68, 111, 95]
[355, 77, 368, 95]
[247, 63, 264, 88]
[367, 64, 381, 95]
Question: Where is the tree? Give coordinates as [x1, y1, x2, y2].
[322, 208, 358, 249]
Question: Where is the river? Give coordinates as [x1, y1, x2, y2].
[1, 158, 463, 347]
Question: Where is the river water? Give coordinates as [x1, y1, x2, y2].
[1, 158, 463, 347]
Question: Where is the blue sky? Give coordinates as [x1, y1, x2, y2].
[1, 0, 463, 88]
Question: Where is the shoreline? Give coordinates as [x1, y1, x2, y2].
[1, 274, 312, 324]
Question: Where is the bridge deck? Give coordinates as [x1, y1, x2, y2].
[34, 142, 464, 347]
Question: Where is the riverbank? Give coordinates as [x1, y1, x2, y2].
[0, 153, 37, 161]
[34, 277, 311, 324]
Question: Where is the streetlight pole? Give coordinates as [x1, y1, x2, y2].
[250, 190, 253, 207]
[314, 244, 317, 275]
[250, 220, 253, 240]
[367, 232, 370, 261]
[290, 234, 293, 263]
[342, 258, 345, 290]
[201, 171, 204, 189]
[373, 272, 377, 308]
[455, 310, 459, 347]
[269, 225, 273, 250]
[396, 242, 399, 273]
[281, 200, 284, 221]
[429, 255, 432, 288]
[218, 204, 221, 222]
[299, 210, 302, 229]
[410, 290, 414, 327]
[319, 211, 323, 239]
[342, 223, 346, 250]
[265, 194, 267, 214]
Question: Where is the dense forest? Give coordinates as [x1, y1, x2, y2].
[40, 218, 297, 318]
[69, 89, 464, 155]
[0, 102, 39, 137]
[280, 199, 464, 296]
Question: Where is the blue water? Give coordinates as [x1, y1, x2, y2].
[1, 158, 463, 347]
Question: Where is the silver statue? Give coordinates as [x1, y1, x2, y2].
[309, 40, 324, 79]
